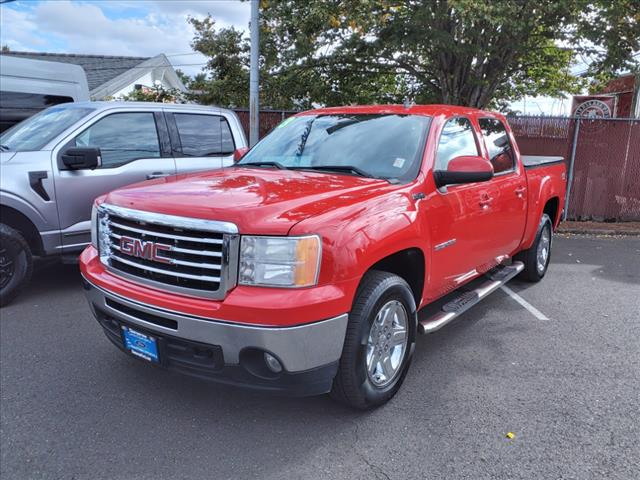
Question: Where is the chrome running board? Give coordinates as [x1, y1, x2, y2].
[418, 261, 524, 334]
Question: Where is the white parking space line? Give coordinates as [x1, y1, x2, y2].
[500, 285, 550, 321]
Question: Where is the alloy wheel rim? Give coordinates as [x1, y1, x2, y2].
[536, 226, 551, 274]
[0, 244, 15, 290]
[366, 300, 409, 388]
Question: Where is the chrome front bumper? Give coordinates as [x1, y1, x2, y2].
[82, 277, 348, 373]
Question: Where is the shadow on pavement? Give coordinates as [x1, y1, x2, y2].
[10, 259, 83, 306]
[546, 235, 640, 285]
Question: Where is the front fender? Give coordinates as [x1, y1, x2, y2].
[0, 190, 53, 231]
[290, 189, 430, 292]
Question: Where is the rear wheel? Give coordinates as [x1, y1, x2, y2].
[0, 224, 33, 306]
[515, 214, 553, 282]
[330, 271, 416, 409]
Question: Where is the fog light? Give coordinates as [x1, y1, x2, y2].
[264, 352, 283, 373]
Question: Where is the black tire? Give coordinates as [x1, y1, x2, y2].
[330, 270, 417, 410]
[514, 213, 553, 283]
[0, 223, 33, 307]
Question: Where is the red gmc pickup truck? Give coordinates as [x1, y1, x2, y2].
[80, 105, 566, 409]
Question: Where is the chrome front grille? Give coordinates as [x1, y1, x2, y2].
[97, 204, 239, 299]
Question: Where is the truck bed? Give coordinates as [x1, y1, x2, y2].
[522, 155, 564, 168]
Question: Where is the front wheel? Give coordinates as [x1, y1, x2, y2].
[515, 213, 553, 282]
[330, 271, 417, 409]
[0, 224, 33, 307]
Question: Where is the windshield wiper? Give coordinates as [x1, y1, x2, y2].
[236, 161, 287, 169]
[290, 165, 379, 179]
[295, 118, 315, 157]
[0, 144, 10, 152]
[324, 115, 385, 135]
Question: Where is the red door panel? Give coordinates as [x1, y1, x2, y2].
[425, 181, 496, 301]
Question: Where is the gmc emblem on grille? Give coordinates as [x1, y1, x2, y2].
[120, 236, 171, 264]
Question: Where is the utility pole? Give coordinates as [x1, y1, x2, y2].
[249, 0, 260, 147]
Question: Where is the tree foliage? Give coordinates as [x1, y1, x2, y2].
[186, 0, 639, 109]
[118, 84, 184, 103]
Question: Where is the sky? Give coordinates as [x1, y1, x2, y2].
[0, 0, 571, 115]
[0, 0, 250, 76]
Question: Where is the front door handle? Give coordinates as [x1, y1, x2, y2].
[146, 172, 171, 180]
[479, 195, 493, 208]
[515, 186, 526, 198]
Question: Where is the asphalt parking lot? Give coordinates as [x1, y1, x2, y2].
[1, 235, 638, 480]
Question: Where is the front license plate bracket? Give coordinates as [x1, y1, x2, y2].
[121, 325, 160, 363]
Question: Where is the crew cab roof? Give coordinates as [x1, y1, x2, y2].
[299, 104, 505, 120]
[63, 101, 234, 114]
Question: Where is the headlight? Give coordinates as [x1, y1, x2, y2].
[91, 204, 111, 264]
[91, 203, 98, 248]
[239, 235, 321, 288]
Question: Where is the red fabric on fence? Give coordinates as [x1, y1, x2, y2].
[508, 116, 574, 159]
[510, 116, 639, 221]
[232, 109, 298, 140]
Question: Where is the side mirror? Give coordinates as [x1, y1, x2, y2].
[434, 155, 494, 188]
[61, 147, 102, 170]
[233, 147, 250, 163]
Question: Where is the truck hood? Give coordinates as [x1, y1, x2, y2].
[104, 167, 393, 234]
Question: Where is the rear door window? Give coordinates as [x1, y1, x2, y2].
[220, 117, 235, 153]
[479, 118, 515, 174]
[74, 112, 161, 168]
[173, 114, 235, 157]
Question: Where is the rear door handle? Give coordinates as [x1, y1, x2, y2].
[146, 172, 171, 180]
[515, 186, 526, 198]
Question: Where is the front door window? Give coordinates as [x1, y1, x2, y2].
[75, 112, 161, 168]
[435, 117, 479, 171]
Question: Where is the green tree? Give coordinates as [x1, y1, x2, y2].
[188, 16, 251, 107]
[118, 84, 183, 103]
[174, 68, 190, 86]
[187, 11, 402, 108]
[189, 0, 639, 109]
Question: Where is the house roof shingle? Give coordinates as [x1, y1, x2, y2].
[5, 52, 150, 91]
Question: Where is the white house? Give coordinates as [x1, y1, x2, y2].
[5, 51, 186, 100]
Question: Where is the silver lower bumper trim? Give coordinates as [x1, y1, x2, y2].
[83, 277, 348, 372]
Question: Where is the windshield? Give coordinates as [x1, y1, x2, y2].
[238, 114, 431, 181]
[0, 105, 94, 151]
